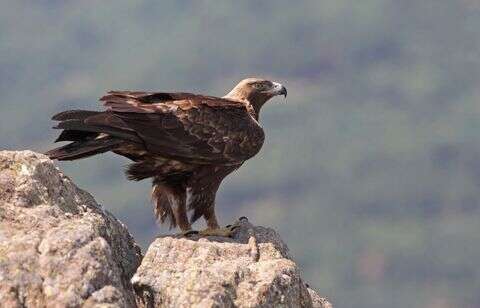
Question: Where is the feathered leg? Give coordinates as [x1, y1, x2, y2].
[167, 187, 191, 232]
[152, 182, 191, 232]
[203, 205, 220, 229]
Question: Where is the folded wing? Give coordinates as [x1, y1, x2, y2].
[51, 91, 264, 164]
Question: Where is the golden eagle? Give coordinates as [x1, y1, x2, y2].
[46, 78, 287, 236]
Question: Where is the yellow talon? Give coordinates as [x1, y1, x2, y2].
[198, 224, 240, 237]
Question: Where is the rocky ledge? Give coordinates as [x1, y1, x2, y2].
[0, 150, 331, 308]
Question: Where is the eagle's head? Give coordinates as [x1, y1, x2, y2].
[224, 78, 287, 116]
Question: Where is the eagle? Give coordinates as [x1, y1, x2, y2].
[46, 78, 287, 236]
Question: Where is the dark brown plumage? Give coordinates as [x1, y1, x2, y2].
[46, 78, 287, 235]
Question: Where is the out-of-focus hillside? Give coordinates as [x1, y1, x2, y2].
[1, 1, 479, 308]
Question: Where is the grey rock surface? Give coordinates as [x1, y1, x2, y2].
[0, 150, 142, 307]
[0, 150, 331, 308]
[132, 220, 331, 308]
[308, 288, 333, 308]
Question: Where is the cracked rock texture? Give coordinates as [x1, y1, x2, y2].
[0, 151, 142, 307]
[132, 221, 330, 308]
[0, 150, 331, 308]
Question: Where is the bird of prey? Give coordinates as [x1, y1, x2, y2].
[46, 78, 287, 236]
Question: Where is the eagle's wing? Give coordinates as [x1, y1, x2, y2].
[84, 91, 264, 164]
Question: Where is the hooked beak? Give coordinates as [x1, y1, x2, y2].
[271, 82, 287, 98]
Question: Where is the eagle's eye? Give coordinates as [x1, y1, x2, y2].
[252, 83, 266, 90]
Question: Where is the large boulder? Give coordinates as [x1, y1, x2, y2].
[0, 150, 331, 308]
[132, 221, 330, 308]
[0, 151, 142, 307]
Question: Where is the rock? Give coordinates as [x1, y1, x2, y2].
[308, 288, 333, 308]
[0, 151, 142, 307]
[132, 220, 331, 308]
[0, 150, 331, 308]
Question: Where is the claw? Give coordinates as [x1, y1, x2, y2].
[229, 225, 240, 231]
[182, 230, 199, 237]
[198, 225, 238, 237]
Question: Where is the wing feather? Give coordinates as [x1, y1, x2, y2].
[97, 91, 264, 164]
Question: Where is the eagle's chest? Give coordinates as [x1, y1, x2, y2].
[222, 119, 265, 162]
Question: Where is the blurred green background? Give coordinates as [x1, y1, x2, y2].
[2, 1, 480, 307]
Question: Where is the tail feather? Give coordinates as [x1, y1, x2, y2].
[47, 108, 144, 161]
[45, 138, 123, 161]
[55, 129, 97, 142]
[52, 110, 101, 121]
[54, 118, 140, 143]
